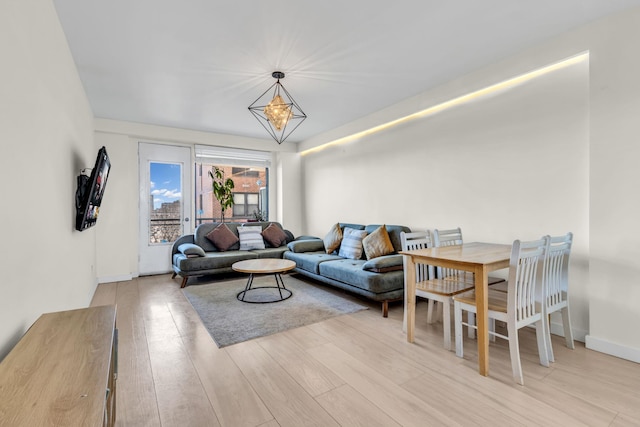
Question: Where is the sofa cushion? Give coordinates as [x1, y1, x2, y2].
[362, 254, 404, 273]
[287, 239, 325, 253]
[205, 223, 239, 252]
[261, 223, 288, 247]
[251, 246, 289, 259]
[362, 225, 395, 260]
[238, 226, 266, 250]
[173, 251, 257, 272]
[318, 259, 405, 294]
[284, 251, 344, 274]
[323, 223, 343, 254]
[338, 227, 368, 260]
[177, 243, 205, 257]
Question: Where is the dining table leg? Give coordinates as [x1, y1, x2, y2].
[405, 255, 416, 343]
[475, 265, 490, 376]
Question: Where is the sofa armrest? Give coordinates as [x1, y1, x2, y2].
[287, 239, 325, 253]
[172, 234, 195, 255]
[362, 254, 404, 273]
[177, 243, 206, 257]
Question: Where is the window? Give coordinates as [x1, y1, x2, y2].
[194, 146, 270, 225]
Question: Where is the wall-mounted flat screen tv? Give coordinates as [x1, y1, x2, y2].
[75, 146, 111, 231]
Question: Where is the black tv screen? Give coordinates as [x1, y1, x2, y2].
[75, 146, 111, 231]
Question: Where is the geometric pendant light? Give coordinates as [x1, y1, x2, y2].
[248, 71, 307, 144]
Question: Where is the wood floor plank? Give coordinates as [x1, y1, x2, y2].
[143, 303, 221, 427]
[111, 281, 162, 427]
[181, 333, 274, 427]
[257, 332, 344, 397]
[315, 384, 402, 427]
[226, 340, 339, 427]
[308, 342, 460, 426]
[307, 317, 426, 385]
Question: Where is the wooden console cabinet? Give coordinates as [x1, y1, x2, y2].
[0, 305, 117, 426]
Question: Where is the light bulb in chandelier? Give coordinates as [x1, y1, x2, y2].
[264, 94, 292, 131]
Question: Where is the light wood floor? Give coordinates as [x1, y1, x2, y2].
[91, 273, 640, 427]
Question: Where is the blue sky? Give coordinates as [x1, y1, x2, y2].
[150, 162, 181, 209]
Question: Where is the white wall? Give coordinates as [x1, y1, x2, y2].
[93, 119, 299, 281]
[587, 10, 640, 362]
[301, 56, 590, 340]
[299, 9, 640, 362]
[0, 0, 96, 358]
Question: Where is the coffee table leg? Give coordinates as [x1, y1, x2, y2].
[240, 273, 254, 302]
[274, 273, 287, 299]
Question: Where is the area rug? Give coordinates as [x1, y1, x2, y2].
[182, 274, 368, 348]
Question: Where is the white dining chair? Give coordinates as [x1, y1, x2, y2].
[433, 228, 506, 286]
[433, 227, 506, 338]
[541, 232, 575, 362]
[453, 237, 550, 385]
[401, 231, 475, 351]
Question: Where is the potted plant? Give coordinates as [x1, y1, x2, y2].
[208, 166, 234, 222]
[251, 210, 267, 222]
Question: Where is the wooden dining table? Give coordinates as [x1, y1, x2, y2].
[401, 242, 512, 376]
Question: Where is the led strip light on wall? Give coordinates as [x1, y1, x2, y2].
[300, 52, 589, 156]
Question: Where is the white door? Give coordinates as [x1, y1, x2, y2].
[138, 142, 192, 275]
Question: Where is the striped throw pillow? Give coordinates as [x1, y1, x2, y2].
[238, 226, 266, 250]
[338, 227, 368, 260]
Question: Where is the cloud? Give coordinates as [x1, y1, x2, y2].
[151, 188, 181, 199]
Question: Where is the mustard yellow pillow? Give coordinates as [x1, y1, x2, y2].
[363, 225, 395, 260]
[323, 223, 343, 254]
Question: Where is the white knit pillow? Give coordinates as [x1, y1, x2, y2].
[338, 227, 368, 260]
[238, 226, 266, 250]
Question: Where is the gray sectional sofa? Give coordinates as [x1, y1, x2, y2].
[171, 221, 294, 288]
[284, 223, 411, 317]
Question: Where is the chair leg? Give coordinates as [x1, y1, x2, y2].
[402, 296, 408, 333]
[180, 276, 188, 288]
[507, 322, 524, 385]
[535, 320, 550, 368]
[489, 318, 496, 342]
[426, 299, 437, 324]
[382, 301, 389, 318]
[442, 299, 452, 351]
[454, 301, 464, 357]
[561, 307, 575, 350]
[544, 312, 555, 363]
[171, 272, 177, 279]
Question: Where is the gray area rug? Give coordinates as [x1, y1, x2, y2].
[182, 274, 368, 348]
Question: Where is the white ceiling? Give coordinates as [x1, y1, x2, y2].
[53, 0, 640, 144]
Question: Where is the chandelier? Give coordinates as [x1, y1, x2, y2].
[248, 71, 307, 144]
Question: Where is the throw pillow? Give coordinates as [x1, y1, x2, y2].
[363, 225, 395, 260]
[238, 226, 266, 250]
[177, 243, 206, 257]
[262, 223, 288, 247]
[323, 223, 343, 254]
[338, 227, 368, 260]
[205, 223, 239, 252]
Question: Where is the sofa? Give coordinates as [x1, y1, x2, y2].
[283, 223, 411, 317]
[171, 221, 295, 288]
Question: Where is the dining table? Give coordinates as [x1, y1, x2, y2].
[401, 242, 512, 376]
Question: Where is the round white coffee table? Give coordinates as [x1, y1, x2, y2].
[232, 259, 296, 303]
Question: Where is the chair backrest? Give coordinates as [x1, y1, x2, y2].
[433, 228, 465, 279]
[542, 232, 572, 312]
[507, 237, 548, 325]
[401, 231, 435, 282]
[433, 228, 463, 247]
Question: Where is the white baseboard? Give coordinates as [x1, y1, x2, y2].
[97, 274, 134, 284]
[549, 321, 587, 343]
[585, 335, 640, 363]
